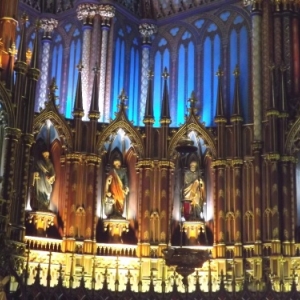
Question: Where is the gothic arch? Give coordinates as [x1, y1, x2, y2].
[33, 102, 73, 152]
[285, 116, 300, 155]
[97, 113, 145, 158]
[0, 83, 14, 127]
[168, 115, 216, 158]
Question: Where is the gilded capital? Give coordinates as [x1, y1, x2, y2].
[77, 3, 98, 25]
[98, 5, 115, 27]
[40, 18, 58, 39]
[244, 0, 262, 11]
[139, 23, 157, 44]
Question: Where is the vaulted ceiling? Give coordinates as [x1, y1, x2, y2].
[20, 0, 229, 19]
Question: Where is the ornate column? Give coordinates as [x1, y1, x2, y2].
[98, 5, 115, 122]
[77, 3, 97, 119]
[272, 0, 282, 66]
[291, 2, 300, 95]
[136, 160, 152, 257]
[36, 18, 58, 111]
[0, 0, 18, 76]
[244, 0, 263, 141]
[252, 141, 262, 256]
[83, 154, 101, 253]
[0, 128, 21, 232]
[212, 160, 227, 258]
[89, 13, 101, 104]
[157, 161, 174, 255]
[281, 0, 293, 94]
[139, 23, 157, 125]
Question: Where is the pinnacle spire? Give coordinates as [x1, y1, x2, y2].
[48, 78, 58, 104]
[160, 67, 170, 120]
[89, 64, 100, 119]
[232, 65, 241, 116]
[17, 13, 29, 63]
[216, 67, 225, 117]
[279, 63, 287, 113]
[29, 21, 41, 69]
[144, 70, 154, 121]
[73, 62, 84, 114]
[269, 63, 277, 110]
[5, 41, 16, 90]
[118, 89, 128, 113]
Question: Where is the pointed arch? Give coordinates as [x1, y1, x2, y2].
[0, 83, 14, 127]
[285, 116, 300, 155]
[168, 117, 216, 158]
[33, 106, 73, 152]
[97, 118, 145, 159]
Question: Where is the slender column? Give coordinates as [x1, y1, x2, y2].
[272, 1, 282, 66]
[136, 161, 152, 257]
[77, 3, 97, 119]
[158, 161, 174, 254]
[0, 128, 21, 232]
[267, 155, 280, 254]
[280, 158, 291, 246]
[252, 141, 262, 255]
[65, 154, 81, 239]
[98, 5, 115, 122]
[89, 14, 101, 103]
[36, 18, 57, 111]
[139, 23, 157, 125]
[245, 0, 263, 141]
[233, 161, 243, 256]
[212, 161, 226, 258]
[0, 0, 18, 75]
[281, 1, 293, 94]
[10, 134, 35, 241]
[291, 3, 300, 95]
[83, 155, 100, 252]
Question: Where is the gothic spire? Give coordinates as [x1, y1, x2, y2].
[5, 41, 16, 90]
[232, 65, 241, 116]
[88, 64, 100, 119]
[215, 67, 225, 117]
[279, 64, 287, 113]
[118, 89, 128, 113]
[17, 14, 28, 63]
[73, 63, 84, 115]
[269, 63, 277, 110]
[160, 67, 170, 121]
[48, 78, 58, 104]
[29, 21, 40, 69]
[144, 70, 154, 121]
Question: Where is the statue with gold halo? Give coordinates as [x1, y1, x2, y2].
[105, 157, 129, 218]
[183, 161, 205, 220]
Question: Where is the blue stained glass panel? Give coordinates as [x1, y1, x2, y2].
[202, 37, 212, 126]
[153, 52, 162, 127]
[66, 39, 81, 118]
[177, 45, 185, 126]
[239, 26, 249, 122]
[230, 29, 238, 115]
[187, 41, 195, 101]
[213, 34, 221, 119]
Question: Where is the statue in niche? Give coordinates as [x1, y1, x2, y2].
[31, 141, 56, 211]
[183, 160, 205, 220]
[0, 275, 10, 300]
[105, 157, 129, 218]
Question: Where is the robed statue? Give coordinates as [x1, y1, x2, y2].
[0, 275, 10, 300]
[183, 160, 205, 220]
[105, 157, 129, 218]
[31, 142, 56, 211]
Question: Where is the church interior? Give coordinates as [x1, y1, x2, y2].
[1, 0, 300, 299]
